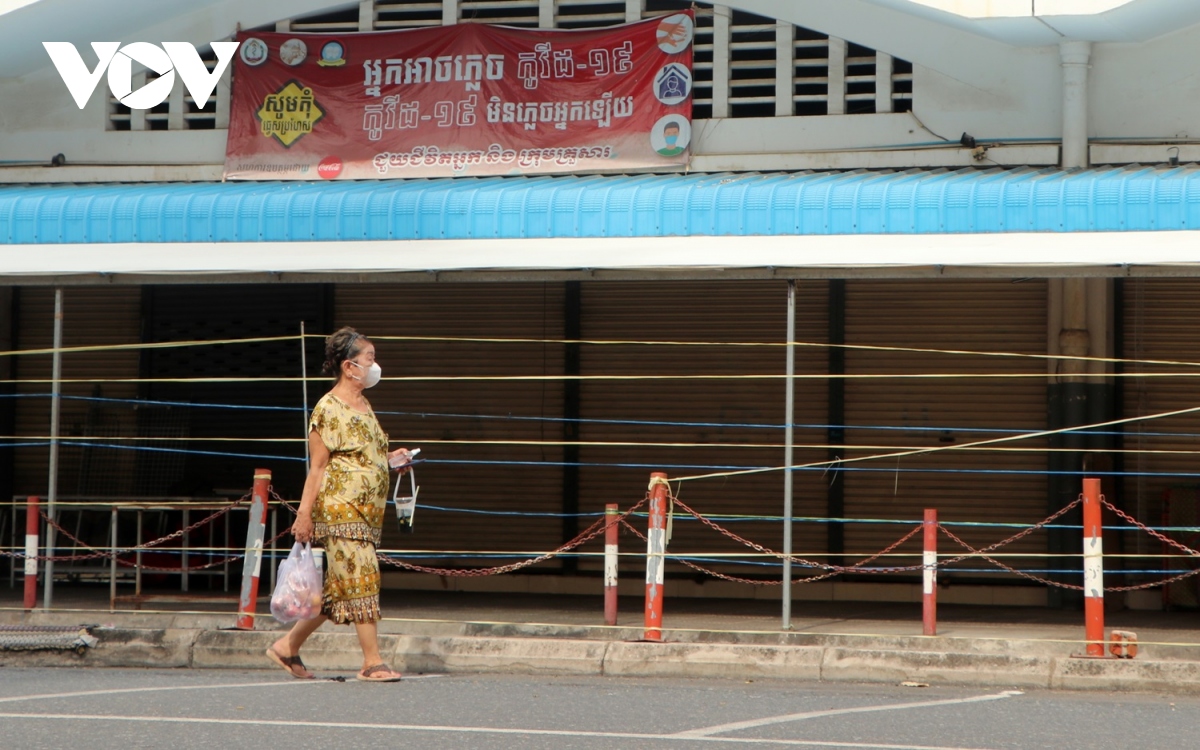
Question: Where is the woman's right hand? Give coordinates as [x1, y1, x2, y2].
[291, 513, 315, 544]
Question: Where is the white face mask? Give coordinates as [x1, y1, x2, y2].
[349, 360, 382, 388]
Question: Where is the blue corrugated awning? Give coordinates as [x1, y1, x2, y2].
[2, 165, 1200, 281]
[3, 165, 1200, 243]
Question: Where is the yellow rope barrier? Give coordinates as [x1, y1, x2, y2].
[361, 333, 1200, 370]
[5, 331, 1200, 371]
[0, 334, 302, 358]
[11, 371, 1200, 385]
[1, 540, 1190, 559]
[10, 436, 1200, 457]
[0, 435, 304, 442]
[671, 402, 1200, 483]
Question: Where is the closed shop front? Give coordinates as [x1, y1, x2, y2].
[13, 287, 142, 496]
[843, 279, 1049, 574]
[336, 282, 568, 564]
[578, 280, 829, 580]
[1122, 279, 1200, 603]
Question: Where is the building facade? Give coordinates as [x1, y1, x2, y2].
[4, 0, 1200, 607]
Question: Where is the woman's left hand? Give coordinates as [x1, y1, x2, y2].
[388, 447, 414, 475]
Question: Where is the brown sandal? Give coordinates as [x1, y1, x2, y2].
[266, 647, 315, 679]
[356, 663, 402, 682]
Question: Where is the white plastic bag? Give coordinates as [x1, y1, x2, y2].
[270, 542, 324, 624]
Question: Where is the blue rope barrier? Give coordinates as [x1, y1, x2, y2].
[10, 440, 1200, 482]
[11, 437, 1200, 488]
[401, 504, 1200, 533]
[422, 459, 1200, 480]
[9, 392, 1199, 440]
[0, 393, 304, 413]
[418, 504, 605, 518]
[11, 542, 1197, 577]
[55, 441, 306, 463]
[425, 458, 774, 471]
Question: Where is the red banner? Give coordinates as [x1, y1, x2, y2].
[223, 14, 694, 180]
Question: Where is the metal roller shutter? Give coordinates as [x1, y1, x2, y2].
[334, 283, 566, 566]
[1122, 280, 1200, 557]
[577, 280, 829, 582]
[140, 284, 331, 498]
[14, 287, 142, 495]
[843, 280, 1048, 576]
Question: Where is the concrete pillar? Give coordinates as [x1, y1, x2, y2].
[1060, 40, 1091, 170]
[1048, 43, 1104, 606]
[358, 0, 374, 32]
[827, 37, 847, 116]
[875, 51, 894, 114]
[1047, 272, 1116, 607]
[775, 21, 794, 117]
[712, 5, 731, 119]
[625, 0, 641, 24]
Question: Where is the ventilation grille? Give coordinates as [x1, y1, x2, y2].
[107, 1, 915, 131]
[108, 49, 224, 131]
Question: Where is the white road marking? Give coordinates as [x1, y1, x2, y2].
[0, 712, 1002, 749]
[675, 690, 1024, 738]
[0, 674, 442, 705]
[0, 679, 323, 704]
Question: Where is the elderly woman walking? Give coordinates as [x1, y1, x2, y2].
[267, 326, 412, 682]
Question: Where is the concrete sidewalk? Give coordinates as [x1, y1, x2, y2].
[4, 587, 1200, 693]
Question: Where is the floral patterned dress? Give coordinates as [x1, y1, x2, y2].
[309, 393, 389, 624]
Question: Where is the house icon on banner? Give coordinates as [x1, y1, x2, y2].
[655, 64, 690, 104]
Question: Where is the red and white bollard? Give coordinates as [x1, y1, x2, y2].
[235, 469, 272, 630]
[604, 503, 619, 627]
[1082, 477, 1106, 657]
[923, 508, 937, 636]
[24, 495, 39, 611]
[644, 472, 669, 641]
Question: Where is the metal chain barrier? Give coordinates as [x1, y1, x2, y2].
[939, 495, 1200, 593]
[632, 493, 1092, 590]
[17, 484, 1196, 591]
[1106, 566, 1200, 592]
[789, 525, 923, 583]
[930, 494, 1086, 591]
[1101, 496, 1199, 557]
[666, 496, 836, 572]
[619, 516, 923, 585]
[269, 487, 299, 517]
[377, 496, 648, 576]
[938, 495, 1083, 569]
[938, 523, 1084, 591]
[1, 492, 253, 567]
[116, 525, 298, 573]
[44, 500, 242, 555]
[669, 495, 932, 574]
[1098, 495, 1200, 592]
[130, 487, 299, 572]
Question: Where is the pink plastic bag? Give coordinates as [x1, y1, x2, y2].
[270, 542, 323, 624]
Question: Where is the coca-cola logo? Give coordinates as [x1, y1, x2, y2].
[317, 156, 343, 179]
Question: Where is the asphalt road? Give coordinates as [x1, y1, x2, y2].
[0, 668, 1195, 749]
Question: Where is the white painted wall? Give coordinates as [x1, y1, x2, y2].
[1, 0, 1200, 177]
[1091, 23, 1200, 141]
